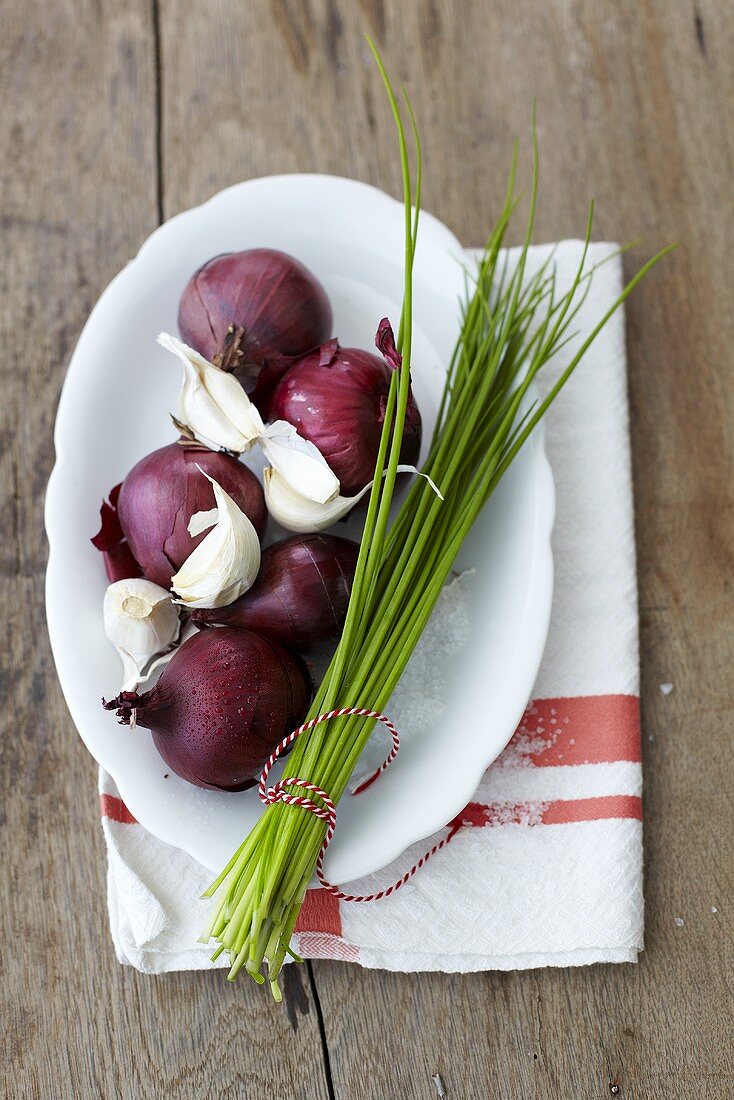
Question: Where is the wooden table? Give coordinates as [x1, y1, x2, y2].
[2, 2, 732, 1096]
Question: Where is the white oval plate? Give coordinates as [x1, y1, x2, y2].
[45, 175, 554, 883]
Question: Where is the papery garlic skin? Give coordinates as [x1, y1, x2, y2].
[259, 420, 340, 504]
[263, 464, 444, 533]
[103, 578, 181, 691]
[171, 467, 261, 608]
[158, 332, 264, 453]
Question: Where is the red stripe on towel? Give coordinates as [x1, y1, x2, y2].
[502, 694, 641, 768]
[295, 888, 342, 935]
[541, 794, 642, 824]
[452, 794, 642, 831]
[99, 794, 137, 824]
[296, 932, 360, 961]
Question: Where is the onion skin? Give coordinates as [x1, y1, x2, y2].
[177, 249, 332, 412]
[116, 442, 267, 589]
[91, 483, 143, 582]
[193, 534, 359, 652]
[101, 541, 143, 583]
[102, 627, 312, 791]
[269, 341, 422, 497]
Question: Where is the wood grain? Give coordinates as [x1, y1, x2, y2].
[3, 0, 732, 1097]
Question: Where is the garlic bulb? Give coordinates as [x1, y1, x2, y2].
[259, 420, 340, 504]
[103, 578, 181, 691]
[263, 464, 443, 534]
[158, 332, 264, 453]
[171, 467, 261, 608]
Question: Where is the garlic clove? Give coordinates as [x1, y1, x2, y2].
[259, 420, 340, 505]
[263, 464, 444, 533]
[103, 578, 181, 691]
[202, 355, 264, 440]
[263, 468, 372, 532]
[177, 353, 249, 454]
[171, 466, 261, 608]
[158, 332, 264, 454]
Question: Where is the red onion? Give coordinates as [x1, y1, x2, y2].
[91, 483, 143, 582]
[192, 534, 359, 652]
[269, 338, 422, 497]
[102, 627, 311, 791]
[178, 249, 332, 413]
[115, 442, 267, 589]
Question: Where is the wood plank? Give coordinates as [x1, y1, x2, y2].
[158, 0, 733, 1095]
[0, 2, 329, 1097]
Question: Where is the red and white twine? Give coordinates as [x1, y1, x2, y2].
[258, 707, 461, 903]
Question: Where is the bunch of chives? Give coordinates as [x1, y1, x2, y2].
[200, 42, 673, 999]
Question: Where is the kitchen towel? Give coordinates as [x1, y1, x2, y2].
[100, 241, 644, 973]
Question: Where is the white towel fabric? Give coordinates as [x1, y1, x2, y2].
[100, 242, 644, 973]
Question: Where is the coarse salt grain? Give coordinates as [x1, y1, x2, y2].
[431, 1072, 447, 1098]
[354, 574, 471, 781]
